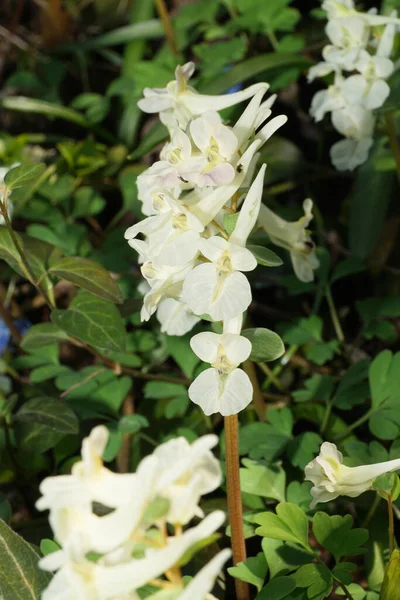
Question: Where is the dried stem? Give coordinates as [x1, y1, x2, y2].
[224, 414, 249, 600]
[155, 0, 179, 56]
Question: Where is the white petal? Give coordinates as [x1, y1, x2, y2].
[182, 263, 217, 316]
[157, 298, 200, 336]
[233, 88, 267, 147]
[198, 236, 228, 262]
[220, 333, 252, 365]
[182, 83, 269, 115]
[190, 331, 220, 364]
[209, 271, 252, 321]
[219, 369, 253, 416]
[330, 137, 372, 171]
[190, 117, 211, 153]
[156, 230, 200, 267]
[137, 95, 174, 114]
[189, 368, 220, 415]
[255, 115, 288, 147]
[179, 549, 232, 600]
[229, 164, 266, 247]
[365, 79, 390, 110]
[229, 246, 257, 271]
[198, 163, 235, 187]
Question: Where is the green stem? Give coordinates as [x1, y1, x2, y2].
[388, 495, 395, 556]
[0, 192, 55, 309]
[362, 492, 382, 528]
[325, 285, 345, 343]
[320, 398, 333, 435]
[225, 414, 249, 600]
[385, 112, 400, 188]
[257, 361, 285, 391]
[333, 409, 374, 443]
[264, 344, 298, 392]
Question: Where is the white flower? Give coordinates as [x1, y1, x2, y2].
[125, 202, 204, 268]
[40, 512, 226, 600]
[138, 61, 268, 129]
[182, 236, 256, 321]
[188, 332, 252, 416]
[182, 165, 266, 321]
[331, 104, 375, 139]
[342, 51, 393, 110]
[153, 435, 221, 525]
[156, 297, 200, 336]
[36, 426, 136, 512]
[258, 199, 319, 282]
[324, 16, 369, 69]
[140, 261, 194, 321]
[330, 136, 373, 170]
[310, 77, 347, 122]
[190, 111, 238, 186]
[305, 441, 400, 508]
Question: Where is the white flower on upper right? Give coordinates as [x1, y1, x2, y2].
[189, 332, 252, 416]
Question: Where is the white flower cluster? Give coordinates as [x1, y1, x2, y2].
[309, 0, 400, 171]
[37, 426, 229, 600]
[126, 62, 305, 416]
[305, 441, 400, 507]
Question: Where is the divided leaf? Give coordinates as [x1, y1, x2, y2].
[255, 502, 310, 550]
[312, 513, 368, 562]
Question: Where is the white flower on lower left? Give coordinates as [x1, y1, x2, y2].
[37, 426, 227, 600]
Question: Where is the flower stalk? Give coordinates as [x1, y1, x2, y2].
[224, 414, 249, 600]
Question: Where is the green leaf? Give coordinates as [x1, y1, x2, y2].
[248, 245, 283, 267]
[15, 397, 79, 434]
[312, 513, 368, 562]
[368, 351, 400, 440]
[373, 473, 400, 501]
[336, 583, 367, 600]
[0, 518, 51, 599]
[241, 328, 285, 362]
[380, 549, 400, 600]
[348, 147, 395, 259]
[202, 54, 310, 95]
[21, 323, 69, 352]
[51, 292, 127, 352]
[0, 495, 11, 523]
[30, 365, 70, 384]
[165, 335, 199, 378]
[292, 374, 334, 404]
[49, 256, 123, 304]
[118, 414, 149, 434]
[254, 502, 310, 550]
[224, 212, 239, 236]
[287, 432, 322, 469]
[40, 539, 61, 557]
[56, 19, 164, 51]
[240, 459, 286, 502]
[261, 538, 311, 579]
[295, 563, 333, 600]
[330, 257, 366, 283]
[144, 381, 187, 399]
[282, 315, 323, 345]
[255, 575, 297, 600]
[4, 163, 46, 190]
[228, 553, 268, 591]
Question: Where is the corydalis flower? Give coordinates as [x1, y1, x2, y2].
[138, 61, 268, 129]
[258, 198, 319, 282]
[189, 332, 252, 416]
[305, 441, 400, 508]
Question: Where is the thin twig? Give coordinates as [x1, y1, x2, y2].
[155, 0, 179, 56]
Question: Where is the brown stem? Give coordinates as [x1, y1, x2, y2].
[155, 0, 179, 56]
[116, 392, 135, 473]
[224, 414, 249, 600]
